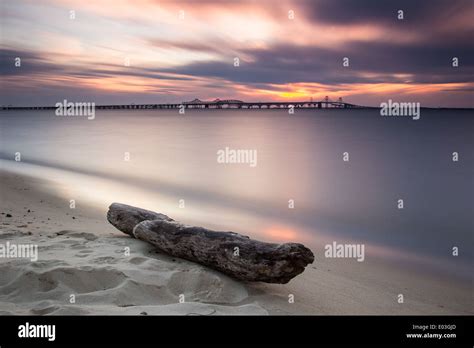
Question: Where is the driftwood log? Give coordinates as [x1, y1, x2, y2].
[107, 203, 314, 283]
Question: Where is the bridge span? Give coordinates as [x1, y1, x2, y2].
[2, 98, 366, 110]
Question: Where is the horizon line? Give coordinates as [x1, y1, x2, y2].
[1, 99, 473, 111]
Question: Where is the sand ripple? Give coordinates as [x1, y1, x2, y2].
[0, 230, 267, 315]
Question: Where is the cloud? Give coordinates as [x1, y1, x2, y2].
[298, 0, 474, 26]
[160, 38, 474, 86]
[1, 0, 473, 107]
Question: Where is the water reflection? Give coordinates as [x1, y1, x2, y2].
[0, 109, 472, 281]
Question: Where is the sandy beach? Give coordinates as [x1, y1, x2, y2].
[2, 3, 474, 347]
[0, 168, 472, 315]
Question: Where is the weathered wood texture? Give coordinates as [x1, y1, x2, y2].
[107, 203, 314, 283]
[107, 203, 173, 237]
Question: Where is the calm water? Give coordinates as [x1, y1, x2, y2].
[1, 109, 473, 280]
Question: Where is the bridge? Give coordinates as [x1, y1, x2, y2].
[1, 97, 366, 110]
[179, 97, 362, 109]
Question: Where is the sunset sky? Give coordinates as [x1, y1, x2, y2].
[1, 0, 473, 107]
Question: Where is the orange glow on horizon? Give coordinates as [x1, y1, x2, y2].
[264, 226, 298, 241]
[235, 81, 474, 104]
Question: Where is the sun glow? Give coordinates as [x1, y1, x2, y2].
[264, 226, 298, 242]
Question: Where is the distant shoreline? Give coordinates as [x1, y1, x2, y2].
[1, 105, 472, 111]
